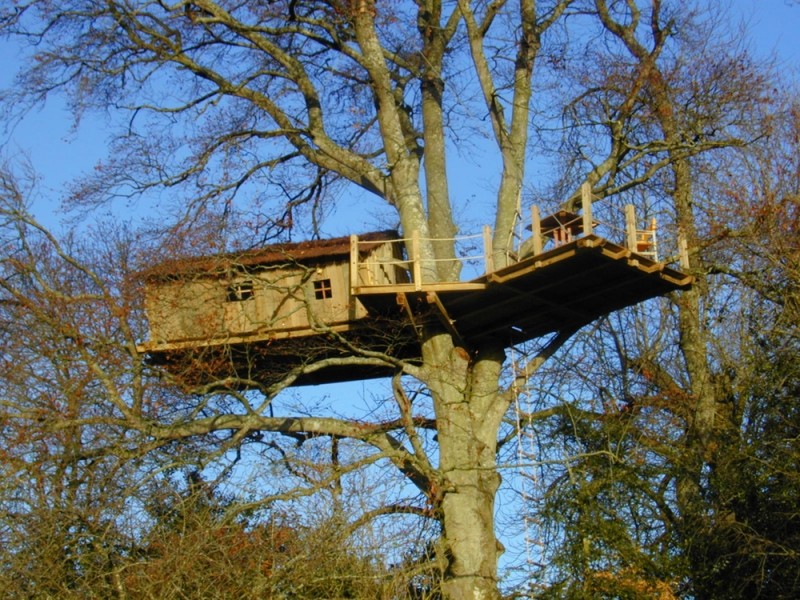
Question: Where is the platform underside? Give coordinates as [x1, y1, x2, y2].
[445, 235, 689, 345]
[142, 316, 420, 387]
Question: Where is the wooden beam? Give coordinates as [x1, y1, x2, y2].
[396, 292, 419, 333]
[427, 291, 466, 348]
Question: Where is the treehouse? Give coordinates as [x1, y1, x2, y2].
[138, 188, 693, 387]
[137, 231, 416, 386]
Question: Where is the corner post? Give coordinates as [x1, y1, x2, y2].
[483, 225, 494, 274]
[412, 230, 423, 291]
[349, 234, 359, 291]
[678, 233, 691, 270]
[531, 205, 543, 256]
[581, 182, 594, 236]
[625, 204, 638, 252]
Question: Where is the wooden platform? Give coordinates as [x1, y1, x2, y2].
[140, 234, 691, 388]
[355, 235, 692, 347]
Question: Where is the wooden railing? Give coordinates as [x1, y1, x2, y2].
[350, 183, 689, 290]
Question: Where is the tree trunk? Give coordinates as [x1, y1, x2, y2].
[424, 332, 506, 599]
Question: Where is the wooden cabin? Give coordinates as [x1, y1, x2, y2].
[139, 191, 693, 388]
[137, 231, 417, 386]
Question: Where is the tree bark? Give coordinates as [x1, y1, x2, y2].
[423, 332, 506, 599]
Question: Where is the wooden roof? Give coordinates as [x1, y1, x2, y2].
[143, 230, 398, 280]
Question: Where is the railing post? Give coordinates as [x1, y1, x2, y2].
[531, 205, 543, 256]
[483, 225, 494, 274]
[581, 182, 593, 236]
[625, 204, 638, 252]
[349, 234, 359, 290]
[412, 230, 422, 291]
[678, 233, 690, 270]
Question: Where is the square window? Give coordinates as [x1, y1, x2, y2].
[226, 280, 254, 302]
[313, 279, 332, 300]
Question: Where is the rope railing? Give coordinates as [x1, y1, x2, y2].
[352, 229, 492, 288]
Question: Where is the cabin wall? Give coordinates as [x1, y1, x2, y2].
[356, 240, 409, 286]
[144, 258, 370, 345]
[145, 278, 226, 344]
[143, 241, 407, 347]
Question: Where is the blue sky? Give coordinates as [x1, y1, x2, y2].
[738, 0, 800, 64]
[0, 0, 798, 232]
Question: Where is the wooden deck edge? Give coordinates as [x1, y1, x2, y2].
[137, 321, 357, 354]
[353, 282, 488, 295]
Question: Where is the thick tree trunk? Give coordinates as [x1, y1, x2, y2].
[423, 332, 506, 599]
[441, 442, 500, 599]
[439, 468, 502, 599]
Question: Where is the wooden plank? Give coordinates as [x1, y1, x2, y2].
[137, 320, 358, 353]
[597, 246, 692, 285]
[353, 282, 488, 295]
[486, 247, 580, 284]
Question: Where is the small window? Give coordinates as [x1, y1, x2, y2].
[313, 279, 333, 300]
[226, 280, 254, 302]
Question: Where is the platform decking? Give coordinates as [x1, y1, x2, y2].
[354, 235, 691, 348]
